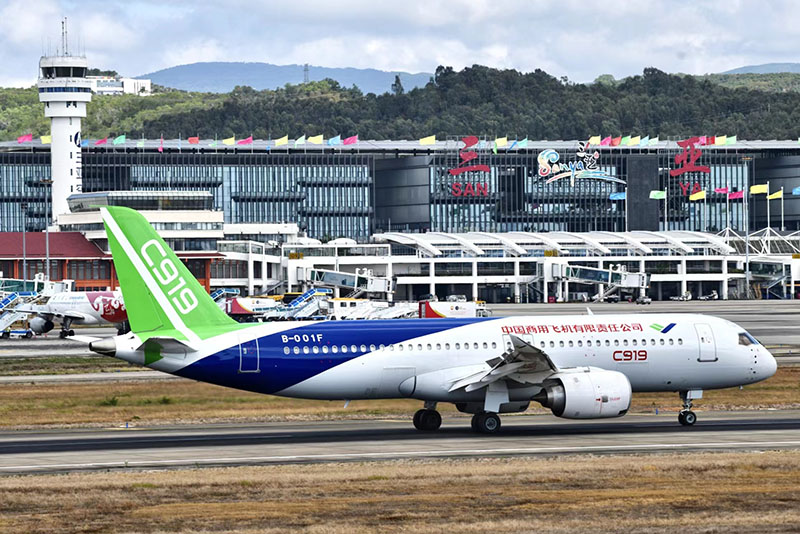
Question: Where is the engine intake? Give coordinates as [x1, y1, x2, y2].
[533, 368, 631, 419]
[29, 317, 55, 334]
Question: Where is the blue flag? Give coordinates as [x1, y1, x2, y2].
[80, 139, 89, 147]
[328, 135, 342, 146]
[793, 186, 800, 196]
[609, 192, 627, 200]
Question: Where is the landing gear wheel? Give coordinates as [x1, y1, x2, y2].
[679, 410, 696, 426]
[413, 409, 442, 431]
[68, 330, 75, 337]
[472, 413, 501, 434]
[59, 330, 67, 339]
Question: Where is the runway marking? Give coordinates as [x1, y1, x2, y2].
[4, 440, 800, 472]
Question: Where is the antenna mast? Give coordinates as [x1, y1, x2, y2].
[61, 17, 69, 56]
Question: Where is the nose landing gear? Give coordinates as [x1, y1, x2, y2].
[678, 390, 701, 426]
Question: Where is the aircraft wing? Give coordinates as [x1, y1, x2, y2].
[13, 308, 89, 321]
[448, 334, 558, 393]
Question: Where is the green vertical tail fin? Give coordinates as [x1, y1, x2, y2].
[101, 206, 237, 341]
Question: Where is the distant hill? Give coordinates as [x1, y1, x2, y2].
[722, 63, 800, 74]
[139, 62, 432, 94]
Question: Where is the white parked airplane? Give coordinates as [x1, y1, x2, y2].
[88, 206, 778, 432]
[19, 291, 128, 338]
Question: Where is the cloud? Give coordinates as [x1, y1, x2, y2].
[1, 0, 798, 86]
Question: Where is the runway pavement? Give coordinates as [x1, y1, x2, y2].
[1, 411, 799, 474]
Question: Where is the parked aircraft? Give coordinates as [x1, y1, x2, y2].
[20, 291, 128, 338]
[88, 207, 777, 432]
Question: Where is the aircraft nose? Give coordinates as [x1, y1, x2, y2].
[760, 348, 778, 379]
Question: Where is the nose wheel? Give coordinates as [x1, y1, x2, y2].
[678, 410, 696, 426]
[678, 390, 701, 426]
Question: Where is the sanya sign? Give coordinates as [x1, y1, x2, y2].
[451, 182, 489, 197]
[538, 142, 625, 186]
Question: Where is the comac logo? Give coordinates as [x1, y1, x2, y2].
[140, 239, 198, 315]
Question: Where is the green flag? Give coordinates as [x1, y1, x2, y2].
[648, 136, 659, 145]
[112, 134, 126, 145]
[620, 135, 631, 145]
[726, 135, 737, 145]
[518, 138, 528, 148]
[295, 134, 306, 147]
[136, 139, 144, 148]
[649, 190, 666, 200]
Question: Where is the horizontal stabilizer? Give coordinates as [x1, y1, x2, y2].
[135, 336, 198, 354]
[66, 335, 101, 344]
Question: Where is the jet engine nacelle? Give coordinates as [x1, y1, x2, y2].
[29, 317, 55, 334]
[534, 368, 631, 419]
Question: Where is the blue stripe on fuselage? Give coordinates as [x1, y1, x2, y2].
[173, 317, 499, 395]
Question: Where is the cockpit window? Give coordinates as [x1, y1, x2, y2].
[738, 332, 759, 346]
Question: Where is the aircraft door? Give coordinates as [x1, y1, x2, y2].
[694, 323, 717, 362]
[239, 335, 260, 373]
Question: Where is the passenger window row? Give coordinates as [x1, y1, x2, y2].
[281, 341, 501, 355]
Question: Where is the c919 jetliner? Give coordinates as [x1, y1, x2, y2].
[89, 207, 777, 433]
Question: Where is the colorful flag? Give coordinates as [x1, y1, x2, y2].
[620, 135, 631, 145]
[158, 135, 163, 153]
[209, 140, 218, 148]
[609, 192, 626, 200]
[188, 136, 200, 144]
[649, 190, 666, 200]
[588, 135, 601, 145]
[517, 138, 528, 148]
[222, 136, 235, 146]
[294, 135, 306, 147]
[40, 135, 52, 144]
[328, 135, 342, 146]
[94, 138, 107, 146]
[639, 136, 649, 146]
[509, 139, 519, 150]
[648, 136, 659, 145]
[707, 136, 715, 146]
[308, 134, 323, 145]
[793, 186, 800, 196]
[600, 136, 612, 146]
[112, 134, 126, 145]
[610, 136, 622, 146]
[136, 139, 145, 148]
[768, 189, 783, 200]
[628, 135, 640, 146]
[17, 133, 33, 143]
[81, 139, 89, 147]
[750, 184, 768, 195]
[495, 137, 508, 148]
[726, 135, 737, 145]
[714, 187, 729, 194]
[343, 135, 359, 145]
[715, 135, 726, 146]
[699, 135, 708, 145]
[728, 190, 744, 199]
[275, 135, 289, 147]
[689, 190, 706, 201]
[420, 135, 436, 145]
[237, 136, 253, 145]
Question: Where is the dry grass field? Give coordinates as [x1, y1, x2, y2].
[0, 451, 798, 533]
[0, 366, 797, 428]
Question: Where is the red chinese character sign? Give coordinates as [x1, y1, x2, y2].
[669, 137, 710, 177]
[449, 135, 490, 176]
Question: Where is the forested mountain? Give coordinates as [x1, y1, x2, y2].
[722, 63, 800, 74]
[141, 62, 432, 94]
[3, 66, 800, 141]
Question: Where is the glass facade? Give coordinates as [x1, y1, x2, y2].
[0, 142, 796, 239]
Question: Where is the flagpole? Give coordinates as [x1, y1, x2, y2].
[664, 189, 668, 231]
[767, 180, 771, 230]
[726, 181, 730, 230]
[781, 187, 785, 231]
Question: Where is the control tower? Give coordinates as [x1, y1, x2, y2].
[37, 18, 92, 222]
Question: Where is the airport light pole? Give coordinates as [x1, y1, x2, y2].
[21, 202, 27, 285]
[40, 179, 53, 281]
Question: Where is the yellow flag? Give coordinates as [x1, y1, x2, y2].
[419, 135, 436, 145]
[715, 135, 727, 145]
[588, 135, 601, 145]
[768, 189, 783, 200]
[40, 135, 52, 144]
[495, 136, 508, 147]
[308, 135, 323, 145]
[222, 136, 235, 146]
[750, 184, 768, 195]
[628, 135, 641, 146]
[275, 135, 288, 146]
[689, 190, 706, 201]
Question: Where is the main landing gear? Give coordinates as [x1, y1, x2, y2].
[413, 401, 442, 431]
[471, 412, 501, 434]
[678, 390, 701, 426]
[58, 329, 75, 339]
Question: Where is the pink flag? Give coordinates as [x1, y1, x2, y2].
[600, 136, 612, 146]
[158, 135, 163, 153]
[343, 135, 358, 145]
[699, 135, 707, 145]
[94, 138, 107, 146]
[16, 133, 33, 143]
[237, 136, 253, 145]
[714, 187, 729, 194]
[188, 136, 200, 144]
[728, 190, 744, 199]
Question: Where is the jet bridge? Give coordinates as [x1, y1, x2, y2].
[546, 263, 650, 302]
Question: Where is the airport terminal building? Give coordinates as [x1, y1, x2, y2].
[2, 138, 800, 239]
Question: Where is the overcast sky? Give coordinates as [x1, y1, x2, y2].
[1, 0, 797, 87]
